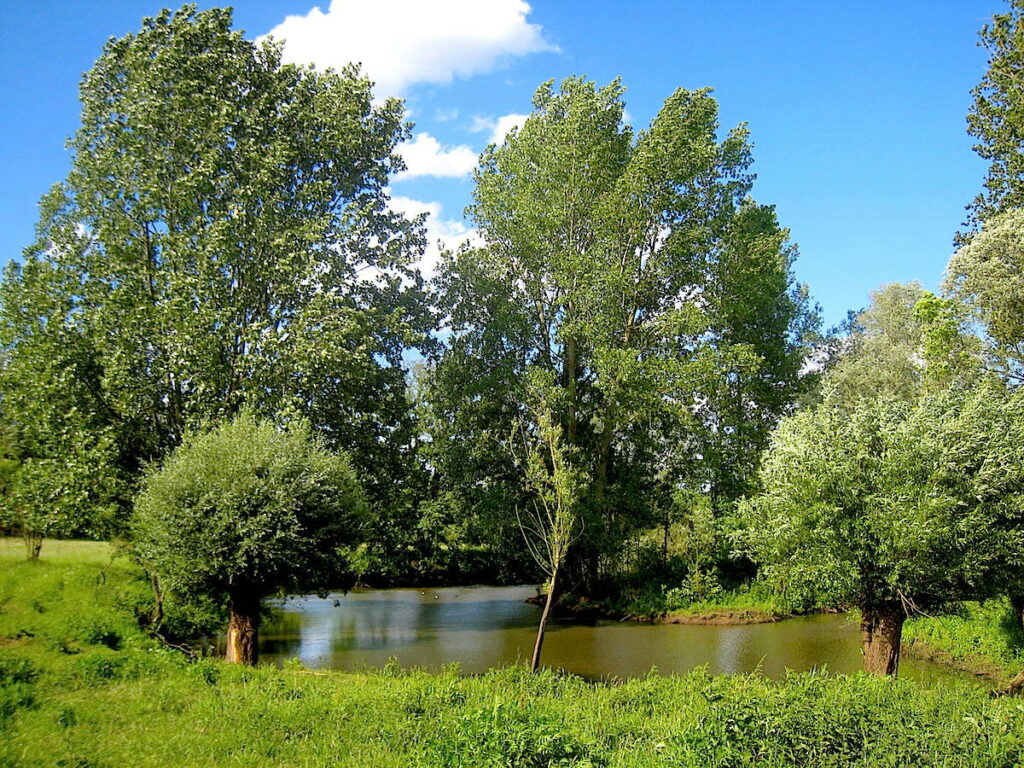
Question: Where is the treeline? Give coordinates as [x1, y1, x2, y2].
[3, 2, 1024, 679]
[0, 5, 816, 588]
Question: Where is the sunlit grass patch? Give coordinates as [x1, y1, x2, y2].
[0, 537, 114, 564]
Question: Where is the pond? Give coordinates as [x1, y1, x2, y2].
[259, 585, 982, 685]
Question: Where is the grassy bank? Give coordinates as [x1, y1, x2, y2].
[605, 583, 793, 625]
[0, 537, 114, 564]
[903, 600, 1024, 684]
[4, 542, 1024, 766]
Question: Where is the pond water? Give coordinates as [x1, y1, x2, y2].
[260, 585, 982, 685]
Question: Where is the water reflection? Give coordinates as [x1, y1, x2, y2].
[258, 585, 984, 686]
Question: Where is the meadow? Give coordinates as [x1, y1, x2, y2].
[3, 541, 1024, 768]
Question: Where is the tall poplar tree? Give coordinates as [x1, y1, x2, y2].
[428, 78, 814, 595]
[0, 5, 434, 532]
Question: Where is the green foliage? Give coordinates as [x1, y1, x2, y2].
[737, 385, 1023, 614]
[1, 441, 125, 553]
[945, 208, 1024, 384]
[904, 599, 1024, 681]
[132, 412, 368, 622]
[912, 292, 980, 391]
[428, 76, 816, 591]
[511, 370, 584, 581]
[821, 282, 977, 407]
[0, 4, 433, 539]
[665, 492, 723, 593]
[0, 256, 128, 543]
[605, 581, 791, 621]
[604, 492, 734, 613]
[699, 203, 821, 504]
[965, 0, 1024, 227]
[663, 583, 795, 619]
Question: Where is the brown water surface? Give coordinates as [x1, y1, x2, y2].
[260, 585, 983, 685]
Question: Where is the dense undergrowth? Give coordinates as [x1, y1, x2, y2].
[3, 541, 1024, 766]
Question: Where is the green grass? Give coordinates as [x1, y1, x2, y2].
[662, 584, 793, 622]
[0, 537, 113, 564]
[4, 541, 1024, 766]
[606, 582, 793, 622]
[903, 600, 1024, 682]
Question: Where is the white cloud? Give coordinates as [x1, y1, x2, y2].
[262, 0, 556, 96]
[390, 195, 479, 275]
[394, 133, 477, 181]
[471, 112, 529, 145]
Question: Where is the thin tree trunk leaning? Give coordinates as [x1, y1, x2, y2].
[860, 602, 905, 676]
[531, 569, 558, 673]
[226, 588, 260, 665]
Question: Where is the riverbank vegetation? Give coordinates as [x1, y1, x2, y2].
[5, 548, 1024, 768]
[904, 600, 1024, 684]
[0, 0, 1023, 724]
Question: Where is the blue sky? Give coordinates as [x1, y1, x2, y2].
[0, 1, 1000, 327]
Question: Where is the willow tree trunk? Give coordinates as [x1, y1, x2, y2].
[530, 569, 558, 672]
[226, 588, 260, 665]
[860, 602, 904, 676]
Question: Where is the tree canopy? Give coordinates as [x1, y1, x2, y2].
[738, 384, 1024, 674]
[945, 209, 1024, 385]
[0, 5, 433, 536]
[132, 412, 367, 663]
[426, 77, 815, 594]
[966, 0, 1024, 228]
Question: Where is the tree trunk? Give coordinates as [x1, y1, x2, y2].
[22, 528, 42, 560]
[662, 507, 670, 573]
[226, 588, 260, 665]
[860, 602, 904, 676]
[582, 405, 617, 598]
[530, 568, 558, 672]
[1010, 594, 1024, 632]
[147, 571, 165, 630]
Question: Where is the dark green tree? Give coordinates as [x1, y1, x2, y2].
[698, 202, 819, 508]
[1, 5, 433, 534]
[965, 0, 1024, 229]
